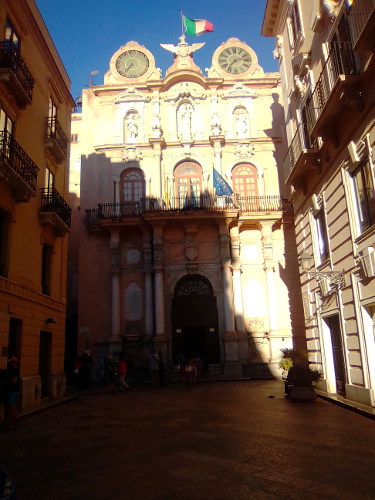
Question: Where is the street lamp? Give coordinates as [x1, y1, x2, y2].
[298, 251, 345, 294]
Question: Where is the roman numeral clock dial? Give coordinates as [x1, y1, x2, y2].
[218, 46, 252, 75]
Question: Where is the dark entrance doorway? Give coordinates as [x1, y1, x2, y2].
[327, 315, 346, 394]
[39, 331, 51, 398]
[172, 275, 220, 364]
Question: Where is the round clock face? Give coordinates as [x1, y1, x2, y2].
[115, 50, 150, 78]
[218, 47, 252, 75]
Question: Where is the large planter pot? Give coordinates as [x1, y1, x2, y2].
[288, 385, 317, 402]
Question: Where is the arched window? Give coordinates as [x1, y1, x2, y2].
[232, 164, 258, 198]
[120, 168, 145, 203]
[175, 162, 202, 204]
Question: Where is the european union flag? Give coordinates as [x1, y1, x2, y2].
[213, 167, 233, 196]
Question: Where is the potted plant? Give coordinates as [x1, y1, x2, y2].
[279, 348, 322, 402]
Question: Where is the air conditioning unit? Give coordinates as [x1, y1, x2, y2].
[361, 247, 375, 278]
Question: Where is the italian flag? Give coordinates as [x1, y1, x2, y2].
[183, 16, 214, 36]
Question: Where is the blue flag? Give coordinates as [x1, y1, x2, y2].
[213, 167, 233, 196]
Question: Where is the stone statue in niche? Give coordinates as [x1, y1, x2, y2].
[234, 108, 249, 139]
[151, 113, 161, 138]
[294, 75, 306, 98]
[179, 102, 193, 140]
[273, 35, 283, 61]
[126, 112, 139, 143]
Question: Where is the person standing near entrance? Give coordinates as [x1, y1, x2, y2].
[118, 352, 129, 392]
[148, 349, 159, 388]
[177, 353, 186, 384]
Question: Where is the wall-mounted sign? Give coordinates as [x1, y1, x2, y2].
[176, 329, 182, 333]
[79, 327, 89, 334]
[209, 328, 215, 332]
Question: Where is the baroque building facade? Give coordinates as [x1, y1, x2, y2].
[72, 36, 304, 379]
[263, 0, 375, 406]
[0, 0, 73, 412]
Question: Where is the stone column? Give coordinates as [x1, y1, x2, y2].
[149, 138, 164, 199]
[230, 226, 245, 334]
[152, 224, 168, 358]
[261, 221, 278, 333]
[210, 136, 225, 176]
[142, 226, 154, 340]
[111, 175, 120, 216]
[109, 230, 122, 354]
[218, 220, 242, 379]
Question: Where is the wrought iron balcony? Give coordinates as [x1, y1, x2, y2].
[348, 0, 375, 51]
[283, 123, 320, 192]
[44, 117, 69, 164]
[307, 41, 362, 145]
[0, 130, 39, 201]
[39, 187, 72, 237]
[84, 195, 293, 226]
[0, 42, 35, 108]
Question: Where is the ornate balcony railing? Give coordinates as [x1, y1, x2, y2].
[84, 195, 293, 225]
[40, 187, 72, 228]
[348, 0, 375, 47]
[307, 41, 359, 131]
[0, 130, 39, 192]
[0, 41, 35, 101]
[45, 117, 69, 158]
[283, 123, 319, 181]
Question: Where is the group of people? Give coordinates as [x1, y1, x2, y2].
[104, 352, 129, 393]
[0, 356, 20, 430]
[177, 354, 207, 387]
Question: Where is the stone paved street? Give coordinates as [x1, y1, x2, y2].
[1, 380, 375, 499]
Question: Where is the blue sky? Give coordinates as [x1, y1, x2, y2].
[35, 0, 277, 103]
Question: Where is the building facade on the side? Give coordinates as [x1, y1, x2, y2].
[0, 0, 73, 412]
[263, 0, 375, 406]
[72, 36, 305, 380]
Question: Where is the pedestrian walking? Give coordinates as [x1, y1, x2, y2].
[104, 354, 116, 393]
[177, 353, 186, 384]
[148, 349, 159, 388]
[187, 356, 197, 387]
[118, 352, 129, 392]
[158, 351, 165, 387]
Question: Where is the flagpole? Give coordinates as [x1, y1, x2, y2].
[181, 11, 184, 37]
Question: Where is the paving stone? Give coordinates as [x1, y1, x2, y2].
[1, 380, 375, 499]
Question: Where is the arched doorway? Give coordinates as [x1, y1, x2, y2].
[172, 275, 220, 364]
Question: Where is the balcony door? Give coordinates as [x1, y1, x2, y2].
[233, 164, 258, 210]
[120, 168, 145, 216]
[175, 162, 202, 207]
[330, 15, 356, 76]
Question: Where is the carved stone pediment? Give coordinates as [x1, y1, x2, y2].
[114, 88, 151, 104]
[222, 82, 257, 99]
[164, 82, 206, 102]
